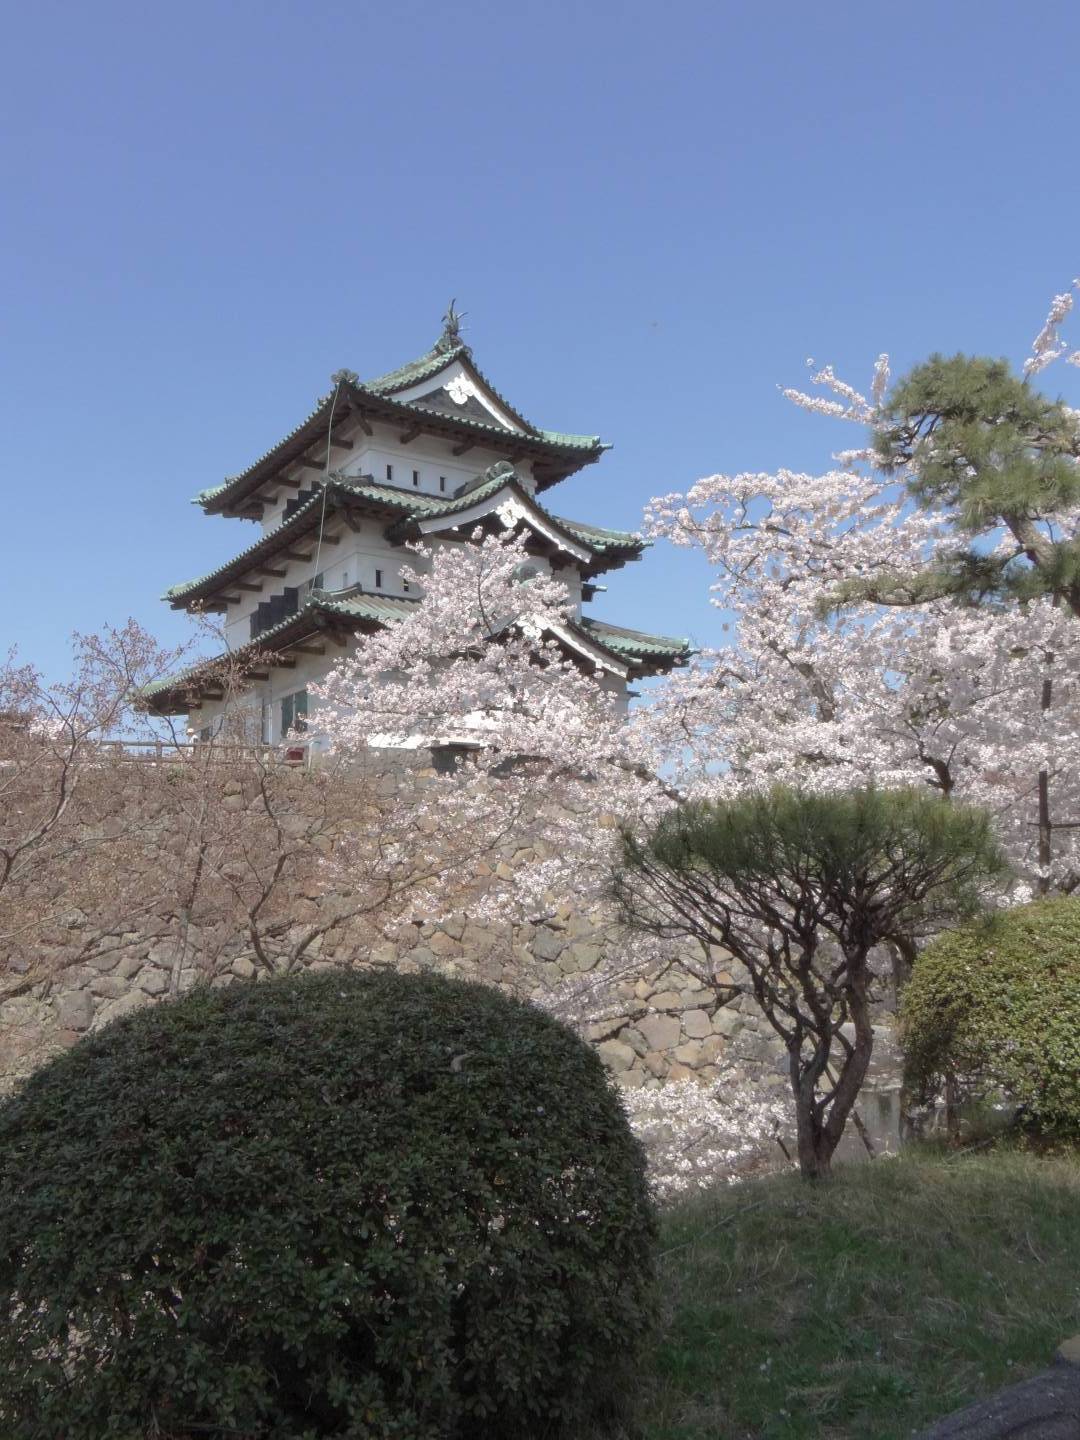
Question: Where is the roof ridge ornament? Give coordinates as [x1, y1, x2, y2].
[436, 298, 468, 355]
[483, 459, 516, 482]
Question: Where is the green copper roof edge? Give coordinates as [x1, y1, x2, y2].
[141, 591, 420, 698]
[142, 605, 688, 705]
[165, 478, 422, 601]
[193, 391, 335, 505]
[578, 616, 692, 657]
[363, 340, 470, 396]
[366, 339, 557, 442]
[168, 473, 640, 603]
[385, 468, 643, 554]
[192, 349, 606, 510]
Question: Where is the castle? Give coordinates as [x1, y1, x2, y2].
[146, 307, 689, 737]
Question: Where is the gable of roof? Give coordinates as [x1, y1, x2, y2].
[169, 467, 645, 607]
[194, 326, 607, 515]
[143, 590, 690, 714]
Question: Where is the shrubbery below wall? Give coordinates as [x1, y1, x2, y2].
[0, 970, 657, 1440]
[902, 896, 1080, 1137]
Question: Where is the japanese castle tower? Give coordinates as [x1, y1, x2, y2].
[149, 308, 690, 740]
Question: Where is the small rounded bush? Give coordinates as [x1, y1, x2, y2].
[902, 896, 1080, 1135]
[0, 970, 656, 1439]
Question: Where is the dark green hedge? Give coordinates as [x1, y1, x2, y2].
[901, 897, 1080, 1135]
[0, 970, 656, 1438]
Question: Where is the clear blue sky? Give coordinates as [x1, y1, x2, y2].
[4, 0, 1079, 677]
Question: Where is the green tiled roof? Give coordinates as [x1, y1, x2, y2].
[167, 478, 414, 603]
[314, 593, 419, 625]
[194, 331, 606, 514]
[364, 336, 552, 443]
[141, 591, 422, 703]
[143, 593, 688, 711]
[386, 464, 644, 556]
[550, 512, 645, 554]
[578, 617, 692, 662]
[168, 469, 644, 606]
[193, 391, 335, 507]
[363, 339, 470, 396]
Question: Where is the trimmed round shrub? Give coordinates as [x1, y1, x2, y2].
[901, 897, 1080, 1135]
[0, 970, 656, 1439]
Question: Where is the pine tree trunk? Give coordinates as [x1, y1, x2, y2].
[793, 1083, 832, 1180]
[790, 967, 876, 1181]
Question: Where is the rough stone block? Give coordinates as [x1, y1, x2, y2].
[92, 988, 151, 1029]
[712, 1007, 742, 1037]
[428, 930, 462, 957]
[666, 1062, 697, 1083]
[55, 991, 93, 1031]
[625, 1027, 650, 1057]
[529, 928, 565, 962]
[139, 970, 169, 996]
[679, 988, 714, 1009]
[85, 952, 121, 973]
[698, 1033, 727, 1065]
[89, 976, 128, 999]
[586, 1017, 629, 1042]
[682, 1008, 712, 1039]
[569, 943, 601, 972]
[596, 1039, 635, 1073]
[638, 1013, 682, 1051]
[649, 990, 682, 1012]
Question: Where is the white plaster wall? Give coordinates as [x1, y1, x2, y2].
[193, 647, 343, 744]
[223, 519, 428, 647]
[257, 424, 536, 535]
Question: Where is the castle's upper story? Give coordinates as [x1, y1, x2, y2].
[194, 304, 608, 521]
[147, 308, 691, 732]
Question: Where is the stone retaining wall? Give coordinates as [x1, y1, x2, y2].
[0, 747, 847, 1097]
[1, 906, 792, 1097]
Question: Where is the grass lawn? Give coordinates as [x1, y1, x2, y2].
[613, 1146, 1080, 1440]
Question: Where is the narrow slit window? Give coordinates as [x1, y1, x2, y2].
[385, 463, 393, 481]
[374, 568, 383, 589]
[412, 469, 420, 487]
[280, 689, 308, 737]
[439, 475, 447, 492]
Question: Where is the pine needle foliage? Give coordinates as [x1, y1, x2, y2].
[617, 787, 1007, 1178]
[639, 787, 1002, 925]
[868, 354, 1080, 614]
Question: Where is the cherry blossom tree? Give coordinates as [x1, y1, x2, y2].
[640, 287, 1080, 897]
[0, 623, 181, 981]
[314, 529, 669, 928]
[623, 1079, 793, 1201]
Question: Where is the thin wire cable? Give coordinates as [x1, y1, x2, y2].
[311, 375, 346, 589]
